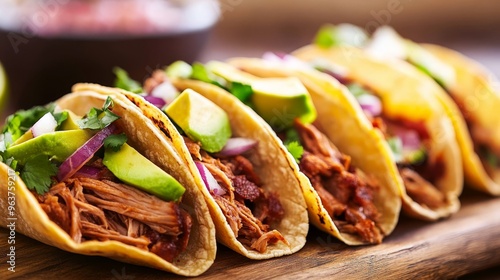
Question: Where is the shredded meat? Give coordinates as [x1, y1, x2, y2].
[143, 70, 168, 94]
[295, 119, 383, 244]
[400, 168, 446, 209]
[36, 177, 192, 263]
[192, 145, 287, 252]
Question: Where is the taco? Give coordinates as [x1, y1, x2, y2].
[362, 26, 500, 195]
[290, 46, 463, 221]
[0, 89, 216, 276]
[120, 60, 404, 245]
[73, 81, 309, 259]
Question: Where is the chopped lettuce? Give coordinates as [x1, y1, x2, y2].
[113, 67, 143, 93]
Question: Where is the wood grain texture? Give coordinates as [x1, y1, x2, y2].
[1, 190, 500, 279]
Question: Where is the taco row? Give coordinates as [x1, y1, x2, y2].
[1, 24, 498, 276]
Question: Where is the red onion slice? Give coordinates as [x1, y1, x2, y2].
[144, 95, 166, 108]
[151, 81, 179, 105]
[57, 124, 118, 182]
[73, 165, 101, 179]
[195, 161, 226, 196]
[356, 94, 382, 117]
[32, 112, 57, 137]
[395, 129, 421, 150]
[217, 137, 257, 157]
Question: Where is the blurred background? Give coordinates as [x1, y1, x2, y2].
[1, 0, 499, 115]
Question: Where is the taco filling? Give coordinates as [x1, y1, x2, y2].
[142, 72, 287, 252]
[365, 26, 500, 177]
[142, 63, 387, 244]
[291, 120, 382, 243]
[0, 98, 192, 262]
[341, 80, 447, 209]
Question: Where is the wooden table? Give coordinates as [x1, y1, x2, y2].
[1, 189, 499, 279]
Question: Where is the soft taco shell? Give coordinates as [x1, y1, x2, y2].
[0, 90, 216, 276]
[72, 83, 309, 259]
[226, 57, 402, 244]
[421, 44, 500, 195]
[293, 45, 463, 220]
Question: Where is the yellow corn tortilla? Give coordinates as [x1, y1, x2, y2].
[72, 83, 309, 259]
[221, 58, 403, 244]
[0, 90, 216, 276]
[418, 44, 500, 195]
[293, 45, 463, 221]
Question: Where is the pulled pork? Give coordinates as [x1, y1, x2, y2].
[185, 137, 288, 252]
[294, 120, 383, 244]
[36, 172, 192, 263]
[380, 119, 447, 209]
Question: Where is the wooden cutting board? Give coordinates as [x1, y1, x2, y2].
[1, 189, 500, 279]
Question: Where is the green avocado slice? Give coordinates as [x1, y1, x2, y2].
[6, 129, 93, 165]
[165, 88, 231, 153]
[103, 143, 185, 201]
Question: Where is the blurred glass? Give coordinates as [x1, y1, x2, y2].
[0, 0, 220, 109]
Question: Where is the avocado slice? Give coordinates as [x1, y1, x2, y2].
[60, 110, 82, 130]
[103, 143, 185, 201]
[250, 77, 317, 129]
[6, 129, 94, 165]
[165, 89, 231, 153]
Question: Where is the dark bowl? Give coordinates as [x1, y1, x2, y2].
[0, 27, 213, 110]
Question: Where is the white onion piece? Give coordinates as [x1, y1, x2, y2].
[32, 112, 57, 137]
[262, 51, 309, 70]
[151, 81, 179, 105]
[195, 161, 226, 196]
[144, 95, 166, 108]
[356, 94, 382, 117]
[57, 124, 118, 182]
[217, 137, 257, 157]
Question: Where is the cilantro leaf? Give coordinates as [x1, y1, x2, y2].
[78, 97, 120, 130]
[285, 141, 304, 163]
[53, 111, 68, 129]
[104, 133, 128, 152]
[230, 82, 253, 103]
[113, 67, 143, 93]
[20, 155, 58, 195]
[2, 103, 56, 144]
[190, 62, 226, 88]
[284, 128, 300, 144]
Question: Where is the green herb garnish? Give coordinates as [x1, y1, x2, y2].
[104, 133, 128, 152]
[286, 141, 304, 163]
[230, 82, 253, 103]
[113, 67, 143, 93]
[20, 154, 58, 195]
[78, 97, 120, 130]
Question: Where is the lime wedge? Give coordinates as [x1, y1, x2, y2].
[0, 62, 9, 116]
